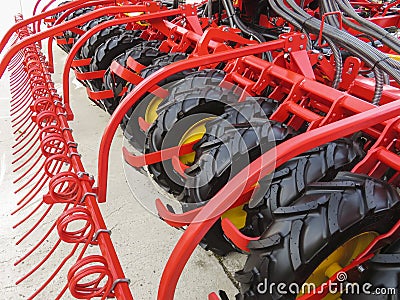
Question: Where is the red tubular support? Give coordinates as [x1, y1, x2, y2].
[0, 0, 98, 53]
[0, 3, 170, 79]
[90, 30, 400, 298]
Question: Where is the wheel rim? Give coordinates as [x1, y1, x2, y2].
[144, 96, 163, 125]
[178, 117, 214, 165]
[299, 231, 378, 299]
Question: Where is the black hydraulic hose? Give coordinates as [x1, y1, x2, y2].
[221, 0, 274, 61]
[333, 0, 391, 91]
[284, 0, 400, 84]
[373, 67, 384, 105]
[320, 0, 341, 29]
[321, 0, 383, 99]
[326, 37, 342, 89]
[319, 0, 344, 89]
[226, 0, 268, 42]
[221, 0, 234, 27]
[271, 0, 313, 49]
[274, 0, 398, 104]
[336, 0, 400, 54]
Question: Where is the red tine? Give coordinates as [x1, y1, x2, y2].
[10, 83, 30, 106]
[16, 239, 63, 285]
[13, 146, 41, 173]
[14, 206, 58, 264]
[11, 110, 33, 130]
[14, 201, 47, 231]
[10, 86, 32, 113]
[12, 130, 39, 156]
[13, 157, 64, 209]
[28, 242, 80, 300]
[15, 172, 82, 258]
[13, 121, 36, 142]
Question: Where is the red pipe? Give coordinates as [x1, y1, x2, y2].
[0, 0, 95, 53]
[46, 0, 113, 71]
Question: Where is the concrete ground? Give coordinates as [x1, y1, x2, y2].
[0, 1, 246, 299]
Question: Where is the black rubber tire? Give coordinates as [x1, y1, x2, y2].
[181, 122, 295, 207]
[76, 16, 115, 59]
[241, 138, 365, 237]
[121, 53, 193, 151]
[236, 172, 400, 300]
[180, 100, 291, 207]
[342, 239, 400, 299]
[180, 101, 364, 255]
[88, 30, 143, 91]
[53, 1, 71, 20]
[102, 40, 164, 114]
[57, 6, 94, 53]
[176, 100, 292, 255]
[80, 25, 125, 64]
[144, 70, 236, 195]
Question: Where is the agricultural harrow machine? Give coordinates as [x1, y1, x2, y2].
[1, 0, 400, 298]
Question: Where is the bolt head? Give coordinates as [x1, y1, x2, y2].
[288, 37, 293, 42]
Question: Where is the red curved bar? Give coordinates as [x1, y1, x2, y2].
[0, 0, 92, 53]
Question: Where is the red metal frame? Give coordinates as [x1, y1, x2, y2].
[2, 0, 400, 298]
[93, 32, 400, 298]
[4, 16, 133, 299]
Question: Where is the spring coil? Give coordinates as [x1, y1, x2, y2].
[44, 153, 72, 177]
[31, 97, 55, 114]
[57, 207, 95, 244]
[67, 255, 113, 299]
[48, 171, 83, 204]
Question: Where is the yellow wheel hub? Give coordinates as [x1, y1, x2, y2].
[178, 117, 249, 229]
[144, 96, 163, 125]
[299, 231, 378, 299]
[178, 117, 214, 165]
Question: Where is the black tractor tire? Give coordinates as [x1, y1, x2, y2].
[342, 239, 400, 299]
[180, 100, 291, 207]
[181, 121, 295, 207]
[177, 100, 289, 255]
[236, 172, 400, 300]
[121, 53, 193, 151]
[80, 25, 125, 65]
[76, 16, 115, 59]
[102, 40, 164, 114]
[88, 30, 143, 92]
[52, 1, 71, 20]
[188, 121, 296, 255]
[241, 138, 365, 237]
[144, 70, 235, 195]
[57, 6, 94, 53]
